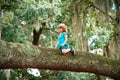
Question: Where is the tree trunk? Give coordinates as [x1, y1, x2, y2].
[0, 40, 120, 79]
[71, 2, 80, 50]
[114, 0, 120, 59]
[71, 1, 88, 52]
[32, 18, 45, 45]
[32, 28, 43, 45]
[103, 0, 120, 60]
[3, 69, 10, 80]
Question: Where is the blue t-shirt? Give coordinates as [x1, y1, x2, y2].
[58, 32, 68, 49]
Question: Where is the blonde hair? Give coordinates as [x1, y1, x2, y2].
[58, 23, 67, 32]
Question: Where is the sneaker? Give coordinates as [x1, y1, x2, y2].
[70, 48, 75, 55]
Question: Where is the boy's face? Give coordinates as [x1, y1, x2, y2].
[58, 28, 63, 33]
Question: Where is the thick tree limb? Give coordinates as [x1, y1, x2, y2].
[0, 40, 120, 79]
[32, 27, 43, 45]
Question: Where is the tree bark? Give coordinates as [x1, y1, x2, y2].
[0, 40, 120, 79]
[71, 1, 88, 52]
[103, 0, 120, 60]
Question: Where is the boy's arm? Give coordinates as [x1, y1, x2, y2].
[61, 34, 68, 46]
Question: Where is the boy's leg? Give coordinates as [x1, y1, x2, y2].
[62, 48, 75, 55]
[70, 48, 75, 55]
[62, 49, 71, 54]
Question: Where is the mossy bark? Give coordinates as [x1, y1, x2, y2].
[0, 40, 120, 79]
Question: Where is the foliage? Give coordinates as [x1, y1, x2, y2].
[0, 0, 22, 11]
[85, 4, 115, 50]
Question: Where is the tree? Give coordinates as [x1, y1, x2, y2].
[69, 0, 89, 51]
[93, 0, 120, 60]
[0, 0, 120, 79]
[0, 40, 120, 79]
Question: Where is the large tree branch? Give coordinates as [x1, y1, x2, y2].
[0, 40, 120, 79]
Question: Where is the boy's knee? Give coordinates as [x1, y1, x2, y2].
[62, 50, 66, 54]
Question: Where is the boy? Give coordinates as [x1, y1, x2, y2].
[55, 23, 75, 55]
